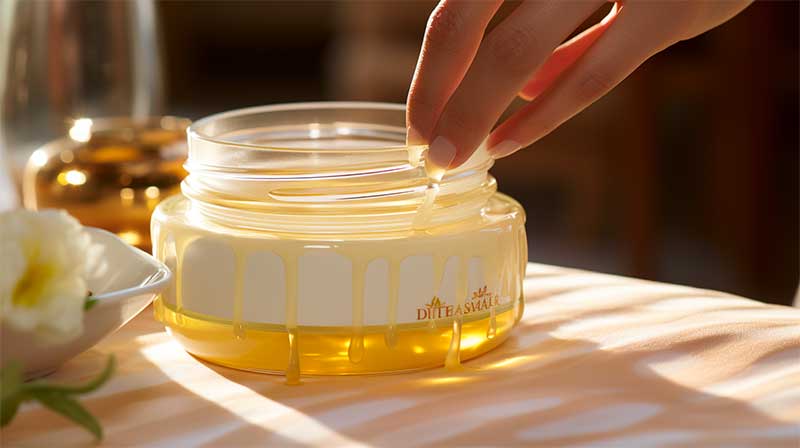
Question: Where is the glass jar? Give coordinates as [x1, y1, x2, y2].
[23, 116, 189, 252]
[151, 102, 526, 380]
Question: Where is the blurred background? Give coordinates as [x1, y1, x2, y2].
[3, 1, 797, 305]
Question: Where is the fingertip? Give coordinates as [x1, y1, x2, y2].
[427, 136, 457, 173]
[406, 126, 426, 146]
[488, 140, 522, 159]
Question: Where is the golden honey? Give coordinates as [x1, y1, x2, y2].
[23, 117, 189, 252]
[151, 103, 526, 381]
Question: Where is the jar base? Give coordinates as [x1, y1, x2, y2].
[155, 297, 518, 375]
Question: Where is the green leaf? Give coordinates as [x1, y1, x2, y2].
[0, 361, 24, 426]
[2, 355, 115, 436]
[83, 296, 98, 311]
[29, 390, 102, 439]
[1, 361, 23, 398]
[25, 355, 116, 395]
[1, 393, 22, 427]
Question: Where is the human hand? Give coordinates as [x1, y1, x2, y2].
[406, 0, 753, 170]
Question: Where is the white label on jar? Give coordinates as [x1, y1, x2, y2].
[163, 237, 511, 327]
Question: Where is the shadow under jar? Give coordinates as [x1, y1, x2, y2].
[151, 102, 527, 381]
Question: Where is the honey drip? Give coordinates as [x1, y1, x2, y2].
[444, 317, 463, 369]
[411, 153, 446, 231]
[284, 253, 301, 385]
[499, 236, 513, 321]
[429, 254, 447, 331]
[515, 226, 528, 324]
[348, 334, 365, 364]
[411, 182, 440, 231]
[232, 250, 247, 340]
[384, 259, 400, 348]
[152, 230, 167, 323]
[173, 238, 189, 326]
[153, 293, 165, 323]
[286, 327, 300, 385]
[487, 307, 497, 340]
[485, 234, 501, 340]
[444, 255, 469, 369]
[348, 259, 367, 364]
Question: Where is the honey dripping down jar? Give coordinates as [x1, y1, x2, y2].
[151, 102, 527, 382]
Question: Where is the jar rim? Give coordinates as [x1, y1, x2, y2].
[189, 101, 415, 154]
[182, 102, 495, 234]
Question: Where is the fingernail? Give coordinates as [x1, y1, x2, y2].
[406, 127, 426, 146]
[427, 136, 457, 172]
[488, 140, 521, 159]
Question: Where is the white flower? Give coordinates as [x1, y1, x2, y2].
[1, 209, 102, 342]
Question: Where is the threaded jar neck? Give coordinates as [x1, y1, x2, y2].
[183, 102, 495, 235]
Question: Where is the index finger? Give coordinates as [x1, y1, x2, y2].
[406, 0, 502, 146]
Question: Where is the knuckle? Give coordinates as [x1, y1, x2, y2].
[486, 26, 540, 67]
[576, 68, 619, 103]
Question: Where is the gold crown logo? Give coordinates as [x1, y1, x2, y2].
[426, 296, 444, 308]
[472, 285, 489, 299]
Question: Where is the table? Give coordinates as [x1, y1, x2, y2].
[3, 264, 799, 447]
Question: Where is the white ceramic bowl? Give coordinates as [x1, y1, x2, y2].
[1, 228, 171, 378]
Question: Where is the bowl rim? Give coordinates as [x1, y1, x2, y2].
[85, 227, 171, 306]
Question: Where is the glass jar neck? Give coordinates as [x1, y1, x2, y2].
[182, 102, 496, 235]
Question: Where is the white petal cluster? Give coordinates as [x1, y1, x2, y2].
[1, 209, 101, 342]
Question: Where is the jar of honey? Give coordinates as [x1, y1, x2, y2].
[151, 103, 526, 382]
[23, 117, 189, 251]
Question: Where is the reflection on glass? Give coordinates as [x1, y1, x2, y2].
[23, 117, 189, 252]
[1, 0, 163, 166]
